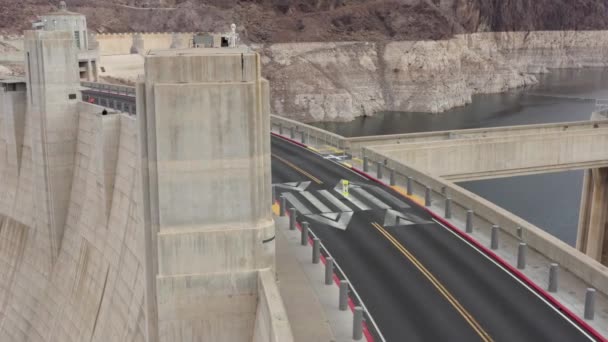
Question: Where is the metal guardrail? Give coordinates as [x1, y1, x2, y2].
[81, 81, 136, 97]
[270, 115, 349, 154]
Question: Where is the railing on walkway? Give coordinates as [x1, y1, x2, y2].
[81, 81, 136, 97]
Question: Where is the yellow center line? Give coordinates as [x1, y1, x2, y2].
[371, 222, 493, 342]
[272, 154, 323, 185]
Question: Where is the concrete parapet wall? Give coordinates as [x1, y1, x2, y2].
[373, 127, 608, 181]
[253, 269, 294, 342]
[363, 146, 608, 297]
[95, 33, 195, 55]
[346, 120, 608, 155]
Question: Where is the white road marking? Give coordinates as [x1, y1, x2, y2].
[352, 187, 391, 210]
[318, 190, 353, 213]
[282, 192, 313, 215]
[433, 218, 596, 342]
[301, 191, 332, 213]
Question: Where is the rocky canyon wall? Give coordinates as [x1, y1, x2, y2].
[262, 31, 608, 122]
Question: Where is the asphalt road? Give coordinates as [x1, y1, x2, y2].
[271, 134, 601, 342]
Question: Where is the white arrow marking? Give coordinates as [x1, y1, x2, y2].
[383, 209, 432, 227]
[304, 212, 354, 230]
[274, 181, 311, 192]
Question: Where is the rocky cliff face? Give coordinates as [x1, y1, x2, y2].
[263, 31, 608, 122]
[2, 0, 608, 42]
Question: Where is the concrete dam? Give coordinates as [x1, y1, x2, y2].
[0, 5, 291, 341]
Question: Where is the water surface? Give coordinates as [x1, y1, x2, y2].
[311, 68, 608, 245]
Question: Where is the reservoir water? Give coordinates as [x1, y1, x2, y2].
[312, 68, 608, 246]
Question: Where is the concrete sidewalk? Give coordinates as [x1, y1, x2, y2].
[275, 215, 361, 342]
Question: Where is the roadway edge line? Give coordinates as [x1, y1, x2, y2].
[348, 165, 607, 342]
[278, 200, 385, 342]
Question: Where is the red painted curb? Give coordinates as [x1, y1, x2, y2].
[350, 166, 607, 342]
[282, 198, 376, 342]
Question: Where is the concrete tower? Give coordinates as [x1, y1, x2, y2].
[138, 48, 276, 341]
[38, 1, 99, 81]
[23, 29, 81, 259]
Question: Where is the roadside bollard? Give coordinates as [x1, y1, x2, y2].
[325, 257, 334, 285]
[466, 210, 474, 233]
[548, 263, 559, 293]
[353, 307, 364, 340]
[290, 127, 295, 139]
[377, 162, 383, 179]
[491, 225, 499, 250]
[517, 243, 527, 270]
[301, 131, 306, 144]
[407, 177, 413, 196]
[301, 222, 309, 246]
[445, 197, 452, 219]
[389, 168, 396, 186]
[289, 208, 296, 230]
[271, 185, 275, 205]
[339, 281, 349, 311]
[280, 196, 286, 217]
[425, 186, 432, 207]
[312, 238, 320, 264]
[363, 157, 369, 172]
[584, 288, 596, 320]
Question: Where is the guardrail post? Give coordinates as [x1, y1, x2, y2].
[339, 281, 349, 311]
[491, 225, 499, 250]
[280, 195, 286, 217]
[312, 238, 320, 264]
[290, 127, 295, 139]
[363, 157, 369, 172]
[353, 307, 363, 340]
[425, 186, 432, 207]
[289, 208, 296, 230]
[301, 222, 309, 246]
[445, 197, 452, 219]
[389, 168, 396, 186]
[407, 177, 413, 195]
[517, 243, 527, 269]
[584, 288, 596, 320]
[466, 210, 474, 233]
[301, 131, 306, 144]
[376, 162, 383, 179]
[325, 257, 334, 285]
[548, 263, 559, 292]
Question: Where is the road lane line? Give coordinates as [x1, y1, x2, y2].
[371, 222, 493, 342]
[272, 154, 323, 184]
[432, 219, 597, 342]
